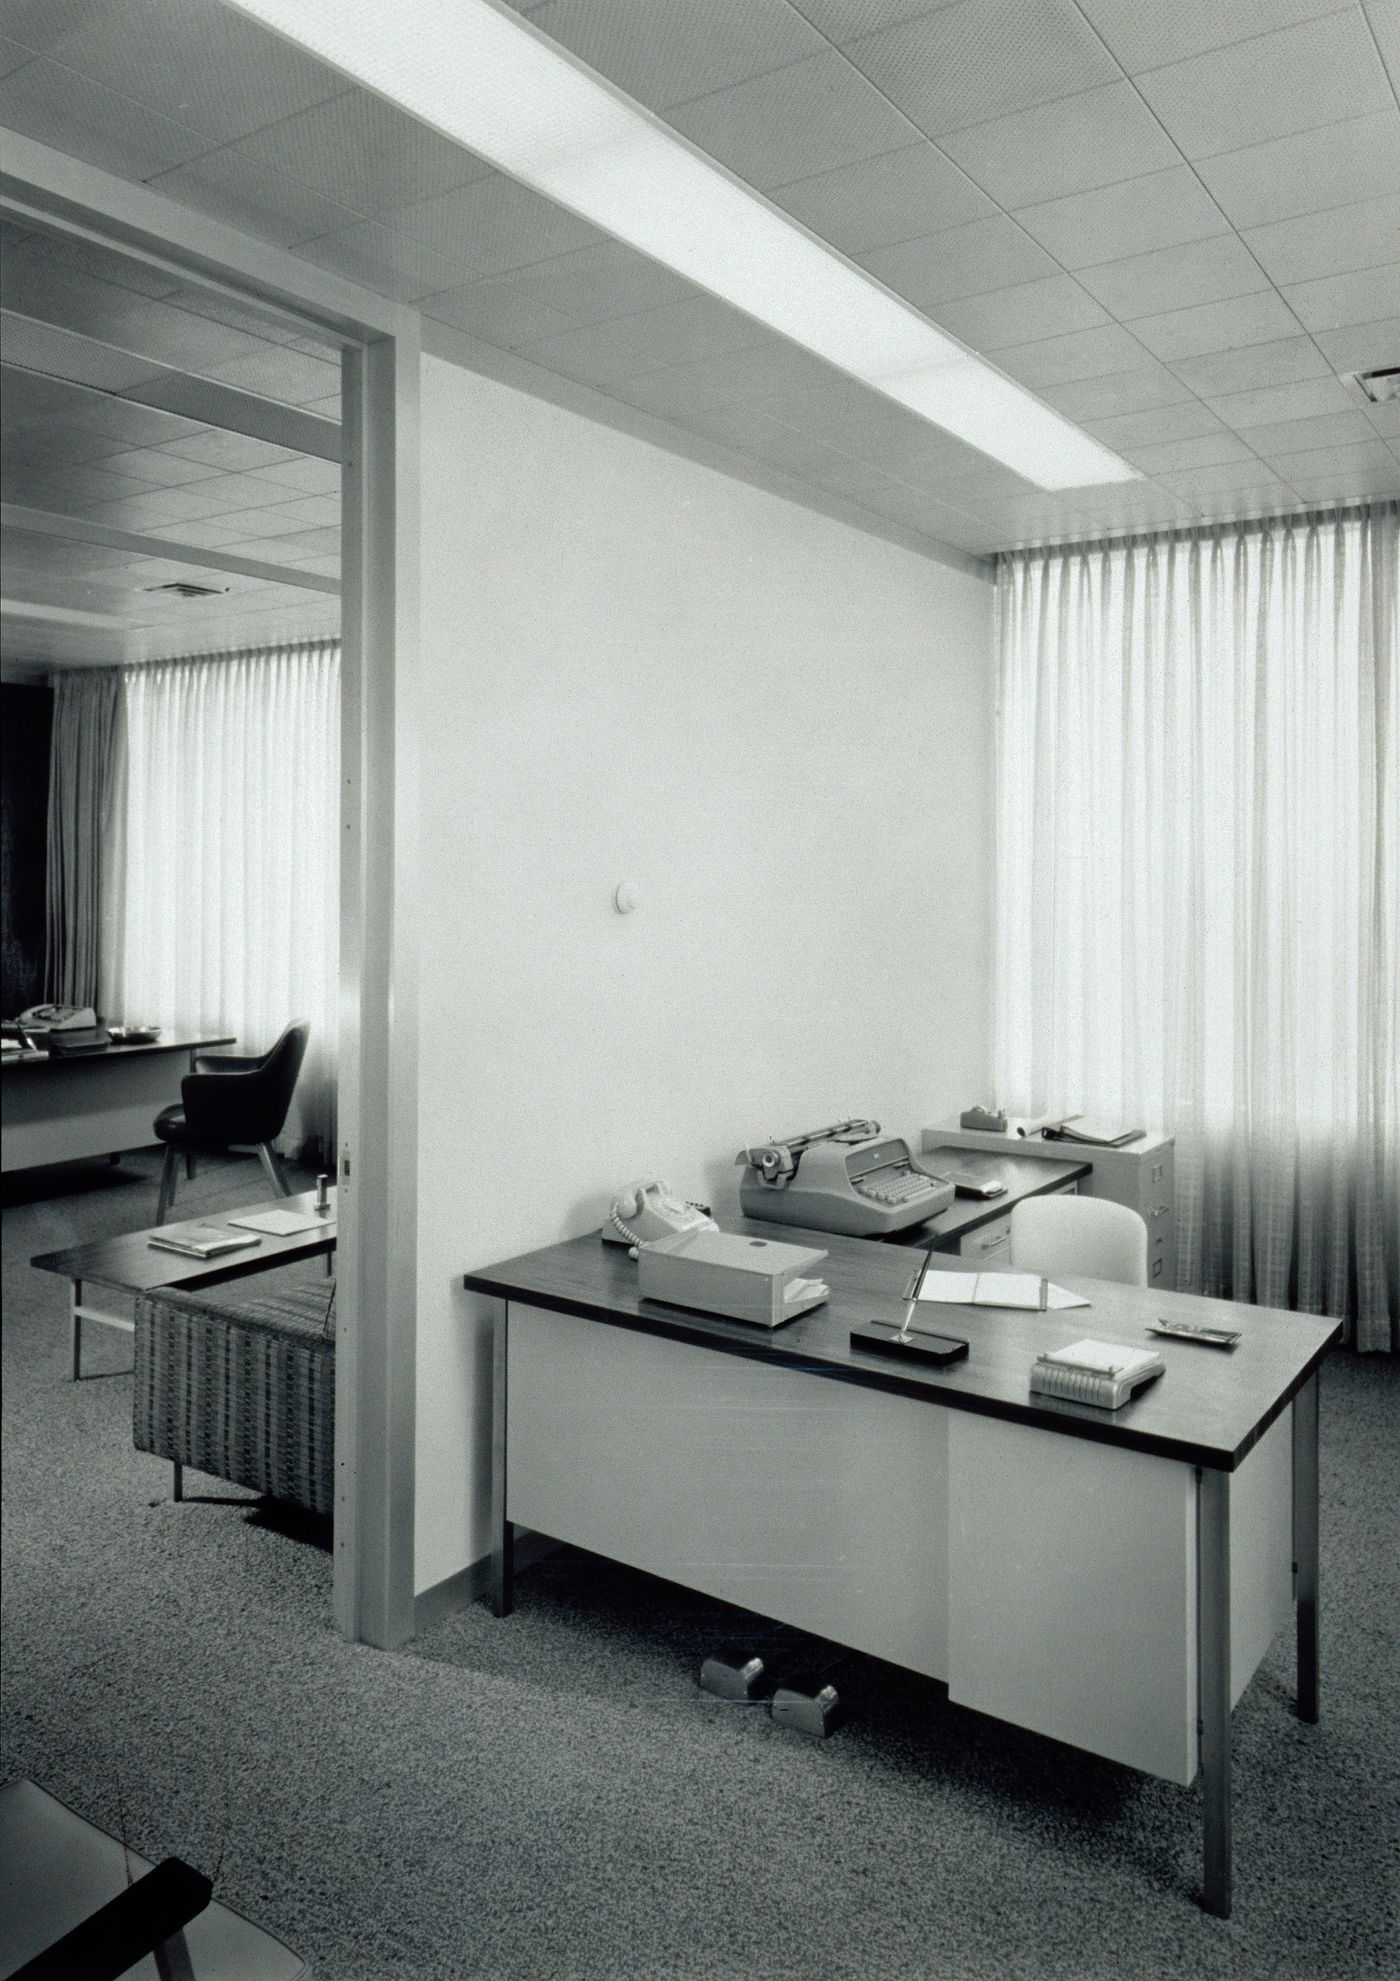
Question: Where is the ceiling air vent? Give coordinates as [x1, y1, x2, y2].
[143, 581, 229, 598]
[1349, 367, 1400, 404]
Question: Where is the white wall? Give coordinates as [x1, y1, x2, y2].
[414, 351, 995, 1595]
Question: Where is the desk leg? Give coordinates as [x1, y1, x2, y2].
[70, 1279, 82, 1381]
[1198, 1466, 1232, 1918]
[1293, 1375, 1320, 1723]
[490, 1302, 513, 1618]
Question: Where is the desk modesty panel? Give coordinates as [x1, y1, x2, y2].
[1, 1035, 234, 1173]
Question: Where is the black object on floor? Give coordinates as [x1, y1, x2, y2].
[11, 1857, 212, 1981]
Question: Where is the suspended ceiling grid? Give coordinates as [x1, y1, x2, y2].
[0, 219, 342, 668]
[0, 0, 1397, 558]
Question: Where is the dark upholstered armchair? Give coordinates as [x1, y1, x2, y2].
[154, 1021, 309, 1222]
[133, 1277, 335, 1515]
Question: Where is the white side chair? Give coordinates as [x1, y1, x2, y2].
[1009, 1195, 1149, 1287]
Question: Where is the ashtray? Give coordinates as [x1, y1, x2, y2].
[109, 1025, 161, 1044]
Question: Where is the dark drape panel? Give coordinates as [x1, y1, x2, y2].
[45, 669, 124, 1009]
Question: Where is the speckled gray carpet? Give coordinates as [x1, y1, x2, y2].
[3, 1151, 1397, 1981]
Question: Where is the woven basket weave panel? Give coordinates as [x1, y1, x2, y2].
[134, 1292, 334, 1516]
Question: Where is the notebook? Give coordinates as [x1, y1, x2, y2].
[148, 1225, 262, 1260]
[917, 1272, 1090, 1312]
[228, 1204, 334, 1236]
[1030, 1338, 1165, 1410]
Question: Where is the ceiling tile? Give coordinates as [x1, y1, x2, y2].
[251, 456, 341, 494]
[1153, 460, 1294, 500]
[0, 56, 212, 179]
[1192, 110, 1400, 232]
[228, 87, 494, 219]
[1242, 195, 1400, 290]
[1121, 431, 1259, 474]
[514, 321, 670, 390]
[1268, 438, 1400, 493]
[30, 460, 151, 501]
[416, 276, 580, 348]
[1236, 407, 1380, 457]
[1038, 362, 1196, 420]
[528, 0, 828, 109]
[931, 274, 1110, 350]
[787, 0, 966, 42]
[844, 0, 1120, 139]
[1309, 318, 1400, 373]
[159, 429, 298, 472]
[860, 215, 1059, 310]
[936, 83, 1183, 209]
[1133, 13, 1393, 161]
[64, 296, 275, 374]
[768, 142, 995, 256]
[610, 339, 847, 414]
[1079, 236, 1271, 319]
[1202, 374, 1360, 429]
[1283, 264, 1400, 333]
[0, 31, 34, 75]
[665, 50, 918, 189]
[1167, 334, 1335, 398]
[1073, 0, 1353, 75]
[992, 322, 1157, 388]
[1366, 401, 1400, 437]
[145, 149, 361, 253]
[1121, 291, 1305, 362]
[1014, 168, 1229, 268]
[675, 399, 860, 476]
[95, 445, 226, 487]
[22, 0, 343, 144]
[380, 173, 604, 277]
[604, 293, 773, 369]
[1087, 402, 1226, 449]
[294, 221, 480, 303]
[1362, 0, 1400, 91]
[473, 240, 696, 326]
[202, 347, 340, 407]
[749, 377, 915, 444]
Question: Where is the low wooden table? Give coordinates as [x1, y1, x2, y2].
[0, 1778, 307, 1979]
[31, 1189, 337, 1379]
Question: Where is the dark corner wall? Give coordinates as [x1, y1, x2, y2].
[1, 682, 53, 1016]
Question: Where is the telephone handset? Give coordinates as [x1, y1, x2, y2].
[604, 1180, 717, 1252]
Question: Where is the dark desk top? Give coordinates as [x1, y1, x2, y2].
[464, 1220, 1339, 1473]
[31, 1190, 336, 1295]
[1, 1031, 234, 1070]
[894, 1146, 1091, 1248]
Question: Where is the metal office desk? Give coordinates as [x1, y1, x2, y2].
[1, 1033, 234, 1173]
[465, 1223, 1338, 1918]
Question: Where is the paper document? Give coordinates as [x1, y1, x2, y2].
[228, 1206, 335, 1236]
[918, 1272, 1089, 1311]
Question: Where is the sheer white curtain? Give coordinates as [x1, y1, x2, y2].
[105, 642, 340, 1158]
[995, 504, 1398, 1351]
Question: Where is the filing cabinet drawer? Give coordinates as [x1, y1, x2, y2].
[960, 1214, 1011, 1260]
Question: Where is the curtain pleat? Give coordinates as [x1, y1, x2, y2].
[45, 669, 124, 1008]
[104, 643, 340, 1159]
[995, 504, 1398, 1351]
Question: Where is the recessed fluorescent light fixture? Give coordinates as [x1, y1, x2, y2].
[229, 0, 1138, 491]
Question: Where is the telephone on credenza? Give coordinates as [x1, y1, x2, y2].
[603, 1180, 717, 1253]
[16, 1004, 97, 1033]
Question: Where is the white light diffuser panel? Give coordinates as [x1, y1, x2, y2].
[229, 0, 1138, 492]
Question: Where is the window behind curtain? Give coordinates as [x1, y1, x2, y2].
[103, 642, 340, 1160]
[994, 504, 1398, 1350]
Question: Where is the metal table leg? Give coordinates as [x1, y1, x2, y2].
[490, 1302, 513, 1618]
[1198, 1465, 1232, 1918]
[70, 1278, 83, 1382]
[1292, 1374, 1320, 1723]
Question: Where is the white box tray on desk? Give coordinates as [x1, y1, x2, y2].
[638, 1228, 828, 1328]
